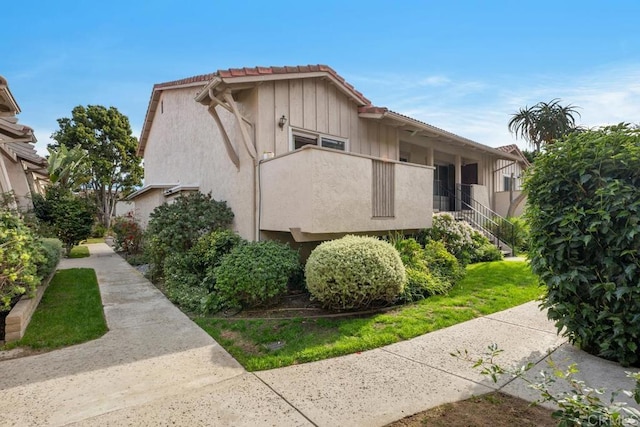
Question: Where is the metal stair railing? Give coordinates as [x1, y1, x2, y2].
[435, 183, 517, 256]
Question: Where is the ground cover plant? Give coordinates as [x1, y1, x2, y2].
[195, 260, 541, 371]
[526, 124, 640, 366]
[3, 268, 107, 349]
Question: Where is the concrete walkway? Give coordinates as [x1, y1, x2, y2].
[0, 243, 636, 426]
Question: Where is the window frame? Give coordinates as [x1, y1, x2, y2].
[289, 127, 349, 152]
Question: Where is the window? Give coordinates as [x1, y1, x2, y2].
[291, 129, 348, 152]
[399, 151, 410, 163]
[503, 175, 513, 191]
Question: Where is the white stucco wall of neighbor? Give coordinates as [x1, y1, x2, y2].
[142, 87, 256, 240]
[260, 146, 433, 235]
[3, 158, 32, 209]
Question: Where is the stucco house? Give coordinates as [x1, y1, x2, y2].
[131, 65, 526, 246]
[0, 76, 47, 211]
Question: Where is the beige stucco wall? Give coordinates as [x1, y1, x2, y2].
[141, 86, 256, 239]
[260, 146, 433, 236]
[131, 189, 165, 228]
[1, 156, 32, 210]
[494, 190, 527, 217]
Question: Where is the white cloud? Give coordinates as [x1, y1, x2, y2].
[363, 63, 640, 150]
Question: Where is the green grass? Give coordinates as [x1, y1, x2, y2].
[83, 238, 105, 244]
[195, 260, 542, 371]
[69, 245, 90, 258]
[8, 268, 107, 349]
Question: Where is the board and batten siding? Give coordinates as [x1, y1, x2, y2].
[256, 79, 398, 160]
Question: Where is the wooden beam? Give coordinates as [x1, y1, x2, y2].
[222, 91, 257, 160]
[207, 105, 240, 169]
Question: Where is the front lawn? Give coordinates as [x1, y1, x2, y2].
[5, 268, 107, 350]
[195, 260, 542, 371]
[68, 245, 90, 258]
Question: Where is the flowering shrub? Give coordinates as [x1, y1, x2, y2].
[111, 212, 143, 255]
[419, 213, 502, 264]
[0, 210, 44, 311]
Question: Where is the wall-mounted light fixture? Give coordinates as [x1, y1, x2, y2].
[278, 115, 288, 129]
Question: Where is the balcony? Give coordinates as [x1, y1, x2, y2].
[259, 146, 434, 241]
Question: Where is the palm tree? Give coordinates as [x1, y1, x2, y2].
[508, 99, 580, 152]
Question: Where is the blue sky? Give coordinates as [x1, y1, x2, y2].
[2, 1, 639, 155]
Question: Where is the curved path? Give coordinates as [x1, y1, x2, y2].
[0, 244, 634, 426]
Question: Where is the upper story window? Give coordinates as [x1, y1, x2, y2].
[290, 128, 348, 152]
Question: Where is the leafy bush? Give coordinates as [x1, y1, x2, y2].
[0, 210, 45, 311]
[91, 222, 107, 238]
[111, 212, 143, 255]
[388, 234, 451, 303]
[214, 240, 300, 309]
[526, 124, 640, 366]
[419, 213, 504, 264]
[163, 230, 244, 313]
[305, 235, 405, 310]
[32, 187, 95, 255]
[418, 213, 476, 264]
[469, 232, 503, 263]
[487, 216, 529, 254]
[145, 192, 234, 277]
[37, 238, 62, 278]
[422, 240, 465, 285]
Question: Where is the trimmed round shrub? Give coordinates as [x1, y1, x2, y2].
[305, 235, 405, 310]
[163, 230, 244, 313]
[214, 240, 300, 309]
[526, 124, 640, 366]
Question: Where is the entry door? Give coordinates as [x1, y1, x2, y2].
[461, 163, 478, 185]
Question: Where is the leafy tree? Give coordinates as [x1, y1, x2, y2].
[526, 124, 640, 366]
[32, 187, 95, 255]
[508, 99, 580, 153]
[50, 105, 143, 228]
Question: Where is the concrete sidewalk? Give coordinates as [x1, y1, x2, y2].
[0, 243, 636, 426]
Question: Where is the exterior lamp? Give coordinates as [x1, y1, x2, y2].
[278, 115, 287, 129]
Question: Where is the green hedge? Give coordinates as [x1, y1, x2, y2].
[526, 124, 640, 366]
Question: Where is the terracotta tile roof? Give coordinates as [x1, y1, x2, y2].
[496, 144, 519, 153]
[358, 106, 388, 114]
[152, 65, 371, 105]
[153, 73, 217, 90]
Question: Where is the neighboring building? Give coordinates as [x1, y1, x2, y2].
[0, 76, 47, 211]
[131, 65, 523, 244]
[494, 144, 530, 217]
